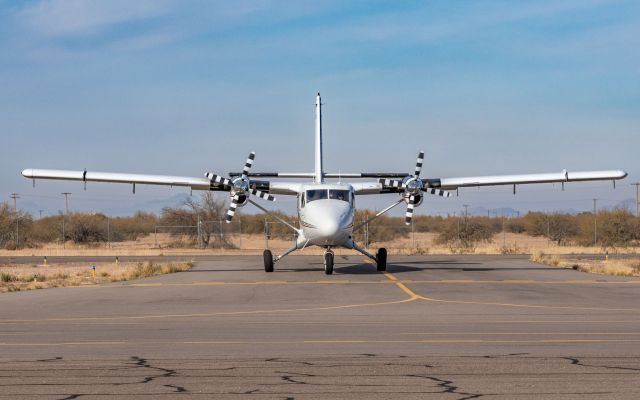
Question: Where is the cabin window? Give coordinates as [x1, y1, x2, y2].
[306, 189, 327, 202]
[329, 189, 350, 202]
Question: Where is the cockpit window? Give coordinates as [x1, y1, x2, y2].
[329, 190, 350, 202]
[306, 189, 327, 202]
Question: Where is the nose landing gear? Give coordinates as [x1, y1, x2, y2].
[323, 249, 334, 275]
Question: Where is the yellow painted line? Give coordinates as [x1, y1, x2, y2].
[120, 279, 640, 287]
[0, 297, 416, 324]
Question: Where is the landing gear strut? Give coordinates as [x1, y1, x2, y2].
[323, 250, 334, 275]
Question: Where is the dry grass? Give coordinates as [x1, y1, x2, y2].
[530, 251, 640, 277]
[1, 232, 639, 256]
[0, 261, 193, 292]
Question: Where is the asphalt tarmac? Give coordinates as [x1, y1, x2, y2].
[1, 255, 639, 399]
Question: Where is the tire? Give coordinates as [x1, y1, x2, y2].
[376, 248, 387, 272]
[263, 249, 274, 272]
[324, 252, 334, 275]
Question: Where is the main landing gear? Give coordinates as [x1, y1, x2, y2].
[263, 249, 274, 272]
[376, 248, 387, 272]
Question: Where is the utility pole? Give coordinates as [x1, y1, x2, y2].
[39, 209, 44, 219]
[631, 183, 640, 217]
[593, 198, 598, 246]
[61, 192, 71, 214]
[10, 193, 20, 247]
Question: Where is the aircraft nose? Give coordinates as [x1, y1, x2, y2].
[319, 219, 339, 237]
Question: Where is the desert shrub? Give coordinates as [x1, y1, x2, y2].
[435, 216, 496, 251]
[109, 212, 158, 241]
[353, 210, 408, 244]
[160, 193, 236, 247]
[66, 213, 108, 244]
[0, 202, 34, 249]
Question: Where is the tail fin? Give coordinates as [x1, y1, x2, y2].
[314, 92, 324, 183]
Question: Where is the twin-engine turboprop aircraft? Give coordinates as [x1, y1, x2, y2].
[22, 93, 627, 274]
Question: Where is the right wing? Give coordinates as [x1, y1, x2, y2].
[23, 169, 214, 190]
[21, 168, 301, 195]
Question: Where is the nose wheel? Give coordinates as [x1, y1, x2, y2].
[323, 250, 334, 275]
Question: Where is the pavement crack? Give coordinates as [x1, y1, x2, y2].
[281, 375, 307, 384]
[408, 374, 483, 399]
[38, 356, 63, 362]
[119, 356, 188, 393]
[482, 353, 529, 359]
[265, 357, 314, 366]
[563, 356, 640, 372]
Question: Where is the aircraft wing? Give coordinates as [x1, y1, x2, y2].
[435, 170, 627, 190]
[352, 169, 627, 195]
[21, 168, 302, 195]
[22, 169, 214, 190]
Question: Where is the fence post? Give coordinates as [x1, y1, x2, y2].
[238, 217, 242, 250]
[365, 221, 369, 249]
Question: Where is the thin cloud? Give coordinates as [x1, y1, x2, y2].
[18, 0, 176, 37]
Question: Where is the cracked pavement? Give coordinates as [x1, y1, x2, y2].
[1, 255, 639, 398]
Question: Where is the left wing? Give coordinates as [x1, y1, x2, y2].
[353, 169, 627, 195]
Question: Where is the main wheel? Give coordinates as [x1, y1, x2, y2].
[263, 249, 274, 272]
[376, 248, 387, 272]
[324, 252, 334, 275]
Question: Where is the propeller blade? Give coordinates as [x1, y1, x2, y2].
[206, 173, 232, 187]
[226, 194, 240, 223]
[405, 195, 416, 225]
[414, 151, 424, 178]
[242, 152, 256, 179]
[379, 178, 404, 188]
[424, 188, 451, 197]
[251, 188, 275, 201]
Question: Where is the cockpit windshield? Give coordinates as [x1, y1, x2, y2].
[306, 189, 328, 202]
[329, 190, 350, 202]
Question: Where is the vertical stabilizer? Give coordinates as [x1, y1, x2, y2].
[314, 92, 324, 183]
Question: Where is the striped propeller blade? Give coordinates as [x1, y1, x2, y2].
[251, 188, 275, 201]
[225, 194, 240, 223]
[206, 173, 232, 187]
[424, 188, 451, 198]
[241, 152, 256, 179]
[414, 151, 424, 178]
[378, 178, 404, 188]
[405, 195, 416, 225]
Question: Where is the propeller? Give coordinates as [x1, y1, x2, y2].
[205, 152, 275, 223]
[378, 151, 451, 225]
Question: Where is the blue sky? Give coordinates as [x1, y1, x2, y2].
[0, 0, 638, 217]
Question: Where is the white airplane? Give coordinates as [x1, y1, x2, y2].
[22, 93, 627, 274]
